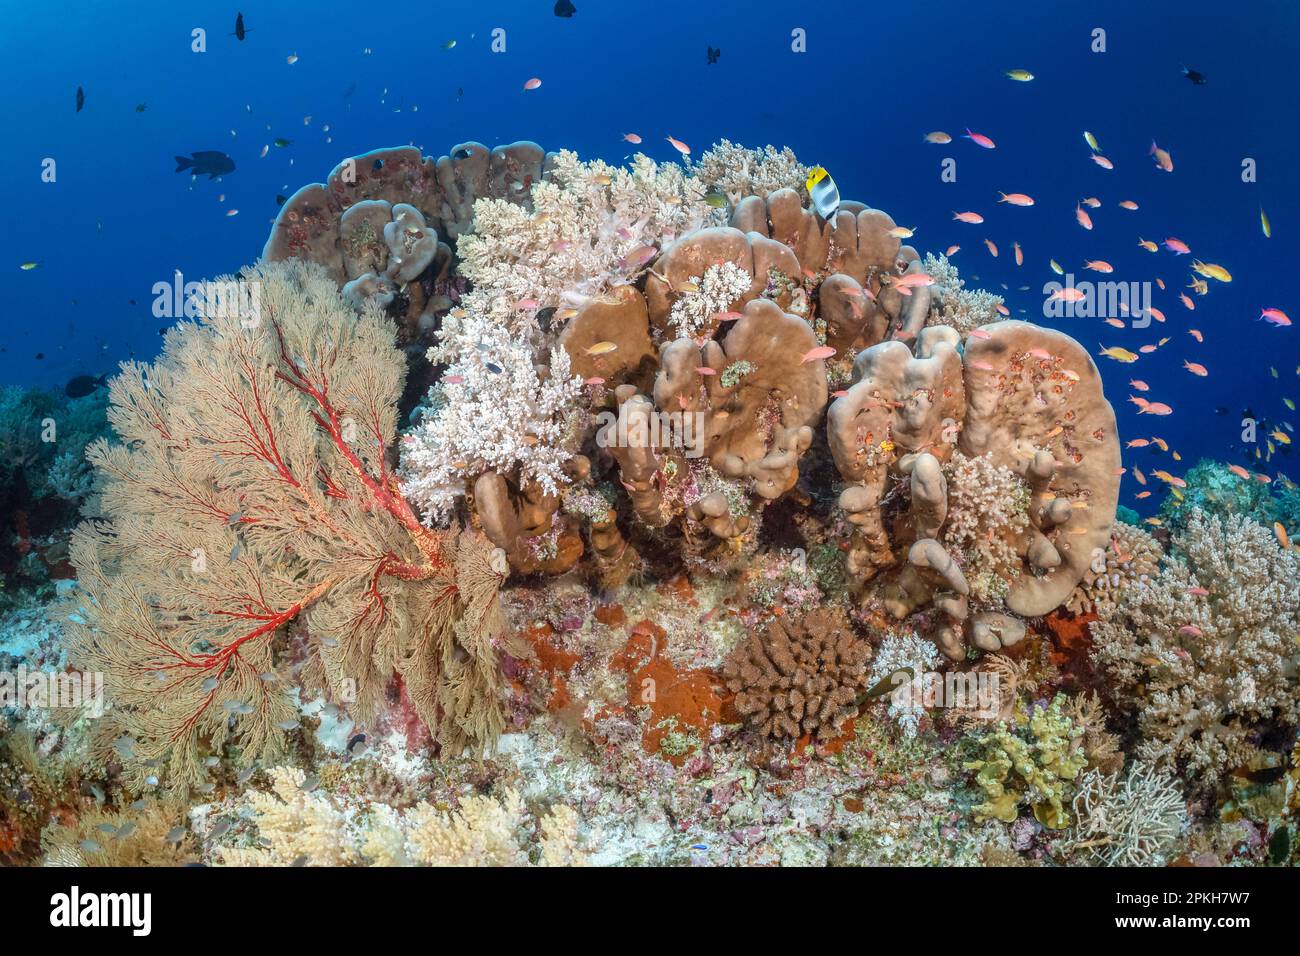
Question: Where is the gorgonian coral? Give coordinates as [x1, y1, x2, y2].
[65, 261, 519, 791]
[1092, 509, 1300, 787]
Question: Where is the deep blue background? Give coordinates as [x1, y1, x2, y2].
[3, 0, 1298, 508]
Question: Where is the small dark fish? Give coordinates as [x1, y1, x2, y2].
[554, 0, 576, 16]
[706, 46, 720, 65]
[275, 194, 287, 207]
[485, 362, 502, 374]
[35, 352, 45, 360]
[273, 138, 292, 148]
[347, 732, 367, 752]
[456, 87, 464, 101]
[135, 102, 147, 113]
[452, 147, 473, 160]
[76, 86, 85, 112]
[65, 373, 107, 398]
[1181, 65, 1207, 85]
[233, 12, 247, 41]
[372, 158, 383, 170]
[175, 150, 236, 179]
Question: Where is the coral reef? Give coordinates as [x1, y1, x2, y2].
[1092, 509, 1300, 786]
[5, 135, 1282, 870]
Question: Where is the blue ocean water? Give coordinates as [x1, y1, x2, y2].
[3, 0, 1298, 509]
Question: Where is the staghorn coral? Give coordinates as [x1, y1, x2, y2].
[964, 694, 1087, 830]
[1062, 761, 1187, 866]
[722, 607, 871, 742]
[214, 767, 586, 866]
[1091, 508, 1300, 787]
[65, 261, 521, 792]
[1067, 520, 1162, 615]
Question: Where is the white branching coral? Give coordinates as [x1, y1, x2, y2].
[400, 311, 583, 523]
[869, 632, 942, 738]
[943, 452, 1031, 603]
[1091, 509, 1300, 786]
[401, 150, 718, 521]
[1067, 521, 1163, 615]
[213, 767, 588, 866]
[693, 140, 809, 204]
[667, 260, 753, 338]
[455, 150, 712, 333]
[1063, 762, 1187, 866]
[923, 253, 1005, 334]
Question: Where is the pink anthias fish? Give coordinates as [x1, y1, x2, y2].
[1164, 237, 1191, 255]
[964, 128, 996, 149]
[952, 211, 984, 224]
[523, 77, 542, 91]
[1260, 308, 1292, 327]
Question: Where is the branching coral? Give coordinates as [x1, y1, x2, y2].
[214, 767, 587, 866]
[1067, 520, 1162, 615]
[722, 607, 871, 742]
[1062, 761, 1187, 866]
[65, 261, 520, 792]
[692, 140, 809, 205]
[922, 253, 1005, 334]
[943, 452, 1031, 604]
[666, 260, 753, 339]
[399, 310, 584, 523]
[1091, 509, 1300, 787]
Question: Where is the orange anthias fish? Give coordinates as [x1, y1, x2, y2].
[1091, 155, 1114, 170]
[1153, 470, 1186, 487]
[1260, 308, 1291, 327]
[1076, 205, 1093, 230]
[1129, 379, 1150, 391]
[1013, 242, 1023, 266]
[1139, 402, 1174, 416]
[998, 192, 1034, 206]
[1150, 140, 1174, 172]
[666, 135, 691, 155]
[953, 211, 984, 224]
[1083, 260, 1113, 273]
[925, 131, 952, 144]
[984, 238, 999, 257]
[1138, 237, 1158, 252]
[1227, 464, 1251, 480]
[1081, 197, 1101, 208]
[1119, 200, 1139, 210]
[1183, 360, 1208, 376]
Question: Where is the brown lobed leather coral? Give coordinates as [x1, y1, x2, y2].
[722, 608, 872, 742]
